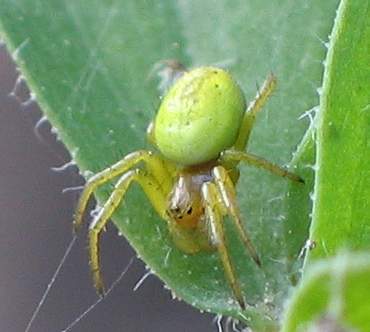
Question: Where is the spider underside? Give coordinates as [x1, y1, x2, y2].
[73, 73, 303, 309]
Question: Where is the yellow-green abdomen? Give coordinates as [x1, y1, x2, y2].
[154, 67, 246, 165]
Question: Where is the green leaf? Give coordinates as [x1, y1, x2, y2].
[305, 0, 370, 263]
[283, 126, 316, 284]
[282, 252, 370, 332]
[282, 1, 370, 330]
[0, 0, 339, 328]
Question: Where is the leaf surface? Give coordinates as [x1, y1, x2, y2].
[305, 0, 370, 263]
[282, 253, 370, 332]
[283, 1, 370, 330]
[0, 0, 339, 326]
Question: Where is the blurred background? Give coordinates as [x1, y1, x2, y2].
[0, 43, 229, 332]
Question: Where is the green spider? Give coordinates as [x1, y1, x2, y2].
[73, 65, 303, 309]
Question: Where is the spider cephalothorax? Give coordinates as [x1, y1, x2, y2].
[73, 65, 303, 309]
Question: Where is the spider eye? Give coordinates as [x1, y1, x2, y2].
[186, 207, 193, 215]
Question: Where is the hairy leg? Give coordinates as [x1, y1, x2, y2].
[74, 150, 172, 232]
[212, 166, 261, 266]
[89, 168, 168, 295]
[233, 74, 277, 151]
[201, 181, 246, 309]
[220, 150, 304, 183]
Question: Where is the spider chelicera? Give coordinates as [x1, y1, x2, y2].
[73, 65, 303, 309]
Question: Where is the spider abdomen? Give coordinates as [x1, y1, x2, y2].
[154, 67, 246, 166]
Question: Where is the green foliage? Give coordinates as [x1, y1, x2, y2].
[305, 0, 370, 263]
[283, 0, 370, 330]
[282, 253, 370, 332]
[2, 0, 369, 330]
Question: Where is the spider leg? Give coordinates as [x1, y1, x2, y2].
[89, 168, 168, 295]
[212, 166, 261, 266]
[146, 121, 156, 147]
[201, 182, 246, 309]
[74, 150, 172, 232]
[233, 73, 277, 151]
[220, 150, 304, 183]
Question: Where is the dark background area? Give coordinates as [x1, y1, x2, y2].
[0, 43, 226, 332]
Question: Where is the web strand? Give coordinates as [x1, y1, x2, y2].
[132, 270, 152, 292]
[24, 235, 78, 332]
[60, 257, 134, 332]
